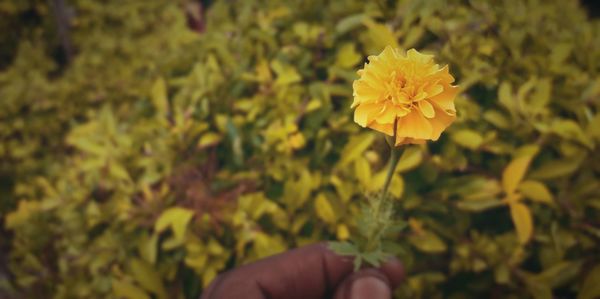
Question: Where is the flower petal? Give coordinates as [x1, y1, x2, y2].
[429, 107, 456, 140]
[354, 103, 383, 127]
[396, 109, 433, 141]
[427, 65, 455, 84]
[418, 100, 435, 118]
[369, 122, 394, 136]
[407, 49, 434, 65]
[376, 103, 409, 124]
[352, 80, 381, 107]
[429, 85, 458, 114]
[424, 83, 444, 98]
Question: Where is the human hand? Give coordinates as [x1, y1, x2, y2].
[200, 242, 405, 299]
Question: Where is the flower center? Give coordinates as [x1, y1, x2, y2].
[385, 71, 426, 111]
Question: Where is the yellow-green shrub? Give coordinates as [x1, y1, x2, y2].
[1, 0, 599, 298]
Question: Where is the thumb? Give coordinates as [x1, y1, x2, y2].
[333, 258, 405, 299]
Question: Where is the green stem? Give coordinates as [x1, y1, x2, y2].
[382, 146, 402, 196]
[363, 142, 403, 253]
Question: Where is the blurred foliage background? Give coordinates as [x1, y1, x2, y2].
[1, 0, 599, 298]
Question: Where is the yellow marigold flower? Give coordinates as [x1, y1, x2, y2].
[352, 46, 458, 145]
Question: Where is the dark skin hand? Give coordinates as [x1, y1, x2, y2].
[200, 243, 405, 299]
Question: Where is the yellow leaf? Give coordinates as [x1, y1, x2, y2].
[185, 252, 208, 271]
[337, 224, 350, 240]
[112, 279, 150, 299]
[408, 230, 447, 253]
[354, 157, 371, 188]
[314, 193, 336, 224]
[202, 268, 218, 288]
[197, 132, 222, 148]
[284, 169, 314, 209]
[5, 200, 40, 229]
[502, 156, 533, 194]
[529, 156, 584, 180]
[138, 233, 158, 265]
[588, 114, 600, 139]
[271, 60, 301, 86]
[518, 180, 553, 205]
[335, 43, 361, 68]
[514, 144, 540, 158]
[305, 98, 322, 112]
[498, 81, 514, 110]
[502, 193, 523, 205]
[552, 119, 594, 149]
[253, 233, 287, 260]
[155, 207, 194, 244]
[130, 259, 167, 299]
[151, 77, 168, 115]
[207, 238, 224, 255]
[337, 133, 375, 168]
[395, 147, 423, 173]
[362, 18, 399, 51]
[510, 202, 533, 244]
[483, 110, 510, 129]
[109, 162, 130, 181]
[451, 129, 484, 150]
[578, 264, 600, 299]
[388, 175, 404, 198]
[367, 169, 388, 192]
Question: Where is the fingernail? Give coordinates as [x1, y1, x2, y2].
[349, 276, 391, 299]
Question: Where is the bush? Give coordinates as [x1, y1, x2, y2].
[1, 0, 599, 298]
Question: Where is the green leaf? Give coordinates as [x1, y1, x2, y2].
[383, 220, 408, 235]
[353, 255, 363, 271]
[362, 250, 385, 267]
[226, 118, 244, 166]
[329, 241, 359, 256]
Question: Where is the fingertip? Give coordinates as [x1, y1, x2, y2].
[378, 257, 405, 288]
[332, 269, 391, 299]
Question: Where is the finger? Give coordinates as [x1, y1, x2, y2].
[201, 242, 354, 299]
[333, 257, 405, 299]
